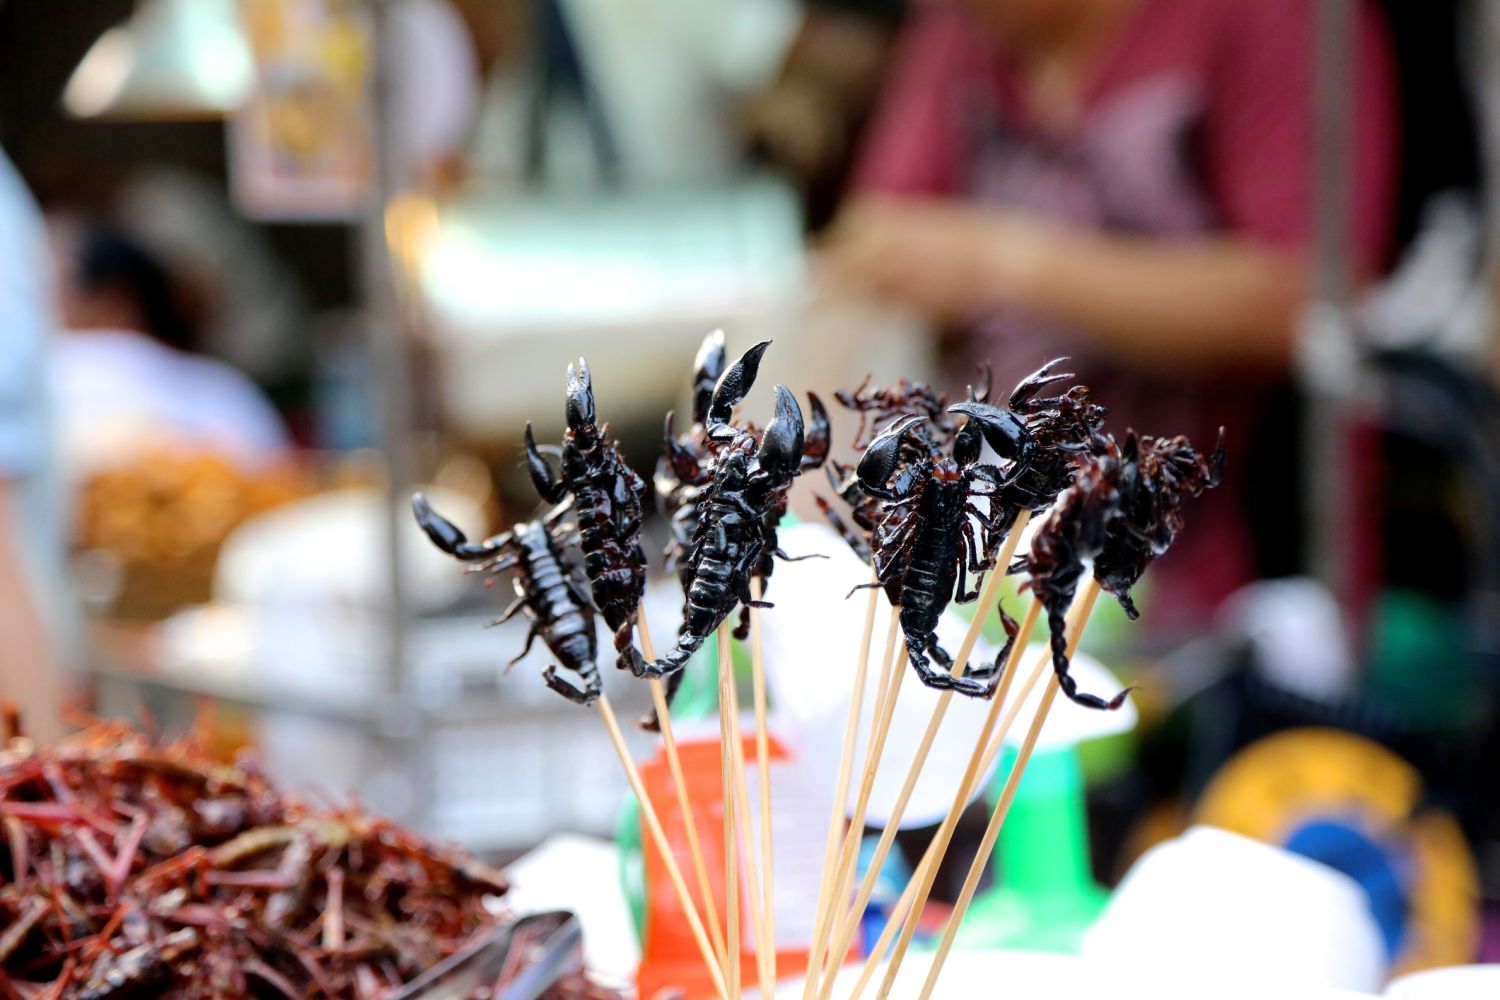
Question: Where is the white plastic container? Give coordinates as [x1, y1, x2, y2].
[1384, 965, 1500, 1000]
[1083, 826, 1386, 994]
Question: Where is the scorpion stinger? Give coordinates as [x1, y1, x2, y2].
[856, 414, 925, 500]
[691, 330, 728, 424]
[707, 340, 771, 435]
[412, 493, 513, 563]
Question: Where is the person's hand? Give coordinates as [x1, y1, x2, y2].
[817, 198, 1052, 319]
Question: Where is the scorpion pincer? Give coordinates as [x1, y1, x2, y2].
[412, 493, 602, 705]
[524, 358, 650, 674]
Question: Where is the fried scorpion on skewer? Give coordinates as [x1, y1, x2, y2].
[1020, 428, 1225, 709]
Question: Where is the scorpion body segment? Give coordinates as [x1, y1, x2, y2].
[413, 494, 602, 705]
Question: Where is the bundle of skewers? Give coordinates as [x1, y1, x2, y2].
[415, 335, 1226, 1000]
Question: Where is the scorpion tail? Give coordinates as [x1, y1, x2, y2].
[613, 624, 647, 676]
[542, 665, 602, 706]
[637, 667, 686, 732]
[1048, 599, 1131, 711]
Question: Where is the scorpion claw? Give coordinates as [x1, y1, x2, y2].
[756, 385, 805, 477]
[1008, 357, 1074, 406]
[948, 401, 1030, 463]
[800, 392, 831, 471]
[857, 414, 924, 494]
[691, 330, 728, 425]
[707, 340, 771, 434]
[524, 423, 568, 504]
[566, 358, 596, 429]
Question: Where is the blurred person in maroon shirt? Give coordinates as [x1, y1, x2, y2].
[822, 0, 1398, 629]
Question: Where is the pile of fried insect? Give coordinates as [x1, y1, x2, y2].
[414, 333, 1222, 720]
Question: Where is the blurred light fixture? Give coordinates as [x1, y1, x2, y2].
[63, 0, 253, 120]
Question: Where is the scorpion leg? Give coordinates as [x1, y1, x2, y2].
[816, 496, 872, 562]
[507, 623, 541, 671]
[485, 593, 527, 627]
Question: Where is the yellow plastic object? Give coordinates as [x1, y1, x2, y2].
[1196, 728, 1479, 975]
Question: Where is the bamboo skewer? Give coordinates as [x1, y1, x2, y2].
[917, 579, 1105, 1000]
[805, 611, 904, 997]
[800, 580, 881, 999]
[816, 512, 1033, 1000]
[640, 613, 731, 974]
[596, 693, 730, 1000]
[868, 598, 1045, 999]
[717, 629, 742, 998]
[723, 624, 772, 1000]
[844, 627, 1055, 1000]
[748, 579, 778, 990]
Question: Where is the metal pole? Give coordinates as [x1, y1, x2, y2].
[1300, 0, 1358, 617]
[360, 0, 423, 825]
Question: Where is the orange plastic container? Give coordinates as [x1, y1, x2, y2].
[636, 732, 850, 999]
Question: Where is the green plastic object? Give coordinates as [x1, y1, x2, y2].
[950, 746, 1109, 953]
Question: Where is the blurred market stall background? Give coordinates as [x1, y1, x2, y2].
[1, 0, 1499, 990]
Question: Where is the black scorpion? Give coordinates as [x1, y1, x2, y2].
[646, 343, 813, 680]
[854, 411, 1022, 695]
[843, 361, 1103, 696]
[524, 359, 649, 674]
[1021, 428, 1225, 709]
[412, 494, 601, 704]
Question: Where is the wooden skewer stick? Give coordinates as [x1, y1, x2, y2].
[639, 612, 730, 973]
[717, 628, 742, 999]
[804, 610, 904, 998]
[845, 627, 1056, 1000]
[748, 578, 778, 991]
[597, 692, 731, 1000]
[800, 580, 880, 1000]
[868, 598, 1045, 1000]
[917, 579, 1104, 1000]
[816, 512, 1033, 1000]
[724, 624, 772, 1000]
